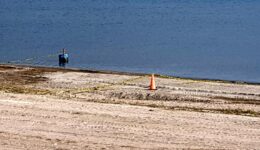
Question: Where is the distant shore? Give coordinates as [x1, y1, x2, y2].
[1, 63, 260, 86]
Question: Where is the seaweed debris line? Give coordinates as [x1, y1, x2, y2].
[0, 64, 259, 149]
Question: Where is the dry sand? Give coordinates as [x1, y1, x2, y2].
[0, 65, 259, 149]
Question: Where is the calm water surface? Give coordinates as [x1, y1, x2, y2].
[1, 0, 260, 82]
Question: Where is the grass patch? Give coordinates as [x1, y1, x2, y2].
[0, 85, 52, 95]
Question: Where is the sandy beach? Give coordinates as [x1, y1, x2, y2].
[0, 64, 259, 149]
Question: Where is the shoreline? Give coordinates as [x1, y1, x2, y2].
[1, 63, 260, 86]
[0, 63, 259, 149]
[1, 63, 260, 116]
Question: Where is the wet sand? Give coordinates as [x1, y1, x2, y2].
[0, 64, 259, 149]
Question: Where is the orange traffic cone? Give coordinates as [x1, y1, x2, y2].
[149, 74, 156, 90]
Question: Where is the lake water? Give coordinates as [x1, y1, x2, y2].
[1, 0, 260, 82]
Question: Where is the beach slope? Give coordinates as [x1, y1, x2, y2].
[0, 65, 259, 149]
